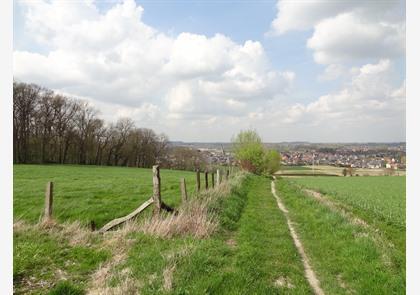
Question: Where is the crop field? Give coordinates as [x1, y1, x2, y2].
[275, 165, 406, 177]
[277, 175, 406, 293]
[275, 178, 405, 294]
[289, 176, 406, 228]
[14, 165, 198, 227]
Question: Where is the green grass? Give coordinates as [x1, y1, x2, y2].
[276, 178, 405, 294]
[289, 176, 406, 229]
[124, 175, 311, 294]
[15, 164, 406, 294]
[16, 165, 310, 294]
[14, 164, 198, 227]
[14, 226, 109, 294]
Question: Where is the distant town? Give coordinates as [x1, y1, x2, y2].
[169, 142, 406, 170]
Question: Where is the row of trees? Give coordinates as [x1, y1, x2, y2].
[13, 81, 169, 167]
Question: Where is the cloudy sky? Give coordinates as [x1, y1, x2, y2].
[13, 0, 405, 142]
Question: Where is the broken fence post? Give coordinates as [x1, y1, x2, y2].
[196, 169, 201, 192]
[44, 181, 53, 221]
[180, 177, 188, 202]
[152, 165, 162, 213]
[205, 171, 209, 190]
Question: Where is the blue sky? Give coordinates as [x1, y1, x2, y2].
[13, 0, 406, 142]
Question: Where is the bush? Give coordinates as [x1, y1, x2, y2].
[232, 129, 280, 175]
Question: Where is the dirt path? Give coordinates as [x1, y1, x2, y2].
[271, 177, 325, 295]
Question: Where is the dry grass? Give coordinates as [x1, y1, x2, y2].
[274, 276, 295, 289]
[140, 199, 218, 239]
[138, 172, 247, 239]
[87, 225, 140, 295]
[14, 218, 95, 247]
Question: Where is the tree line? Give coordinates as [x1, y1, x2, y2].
[13, 81, 170, 167]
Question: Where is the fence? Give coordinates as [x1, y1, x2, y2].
[41, 165, 237, 232]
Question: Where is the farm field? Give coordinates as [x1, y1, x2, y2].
[275, 178, 405, 294]
[275, 165, 406, 177]
[289, 176, 406, 229]
[14, 164, 198, 227]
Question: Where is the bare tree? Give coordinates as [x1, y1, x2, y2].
[13, 81, 170, 168]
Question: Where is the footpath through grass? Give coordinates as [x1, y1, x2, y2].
[276, 178, 405, 294]
[124, 175, 311, 294]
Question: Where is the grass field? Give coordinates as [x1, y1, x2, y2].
[289, 176, 406, 228]
[15, 165, 311, 294]
[275, 178, 405, 294]
[14, 164, 406, 294]
[14, 164, 199, 227]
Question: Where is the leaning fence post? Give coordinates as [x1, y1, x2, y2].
[152, 165, 162, 212]
[196, 169, 201, 192]
[44, 181, 53, 221]
[180, 178, 188, 202]
[205, 171, 209, 190]
[211, 172, 215, 188]
[216, 169, 221, 186]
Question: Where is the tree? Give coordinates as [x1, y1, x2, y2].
[232, 129, 266, 174]
[13, 81, 170, 167]
[232, 129, 280, 175]
[264, 149, 281, 174]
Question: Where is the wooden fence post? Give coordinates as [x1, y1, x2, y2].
[196, 169, 201, 192]
[205, 171, 209, 190]
[216, 169, 221, 186]
[44, 181, 53, 220]
[180, 178, 188, 202]
[152, 165, 162, 212]
[226, 169, 230, 180]
[211, 172, 215, 188]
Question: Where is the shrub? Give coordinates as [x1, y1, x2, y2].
[232, 129, 280, 175]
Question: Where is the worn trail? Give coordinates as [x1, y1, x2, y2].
[271, 177, 325, 295]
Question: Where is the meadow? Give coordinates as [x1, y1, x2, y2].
[14, 164, 198, 227]
[14, 164, 406, 294]
[15, 165, 311, 294]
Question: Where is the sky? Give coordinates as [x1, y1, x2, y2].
[13, 0, 406, 142]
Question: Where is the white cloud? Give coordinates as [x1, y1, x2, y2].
[307, 13, 405, 64]
[269, 0, 405, 65]
[14, 0, 294, 127]
[282, 59, 405, 128]
[13, 0, 405, 142]
[318, 64, 346, 81]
